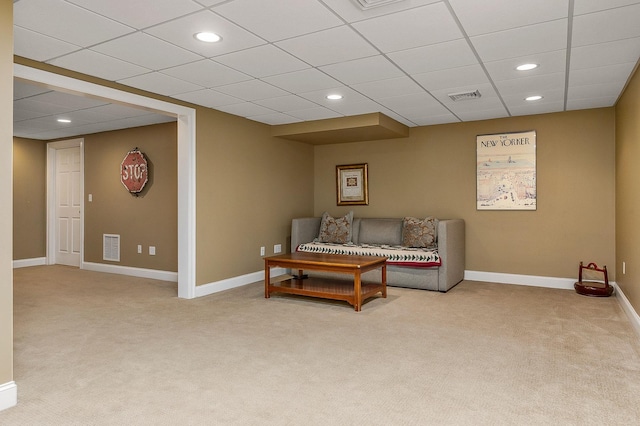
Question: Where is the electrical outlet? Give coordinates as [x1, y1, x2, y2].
[149, 246, 156, 256]
[260, 246, 265, 256]
[137, 245, 142, 254]
[274, 244, 282, 254]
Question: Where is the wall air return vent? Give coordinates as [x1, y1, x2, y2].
[103, 234, 120, 262]
[352, 0, 408, 10]
[448, 90, 482, 102]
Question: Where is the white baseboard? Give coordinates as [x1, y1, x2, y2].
[613, 283, 640, 337]
[0, 381, 17, 412]
[82, 262, 178, 282]
[12, 257, 46, 269]
[195, 267, 287, 298]
[464, 270, 575, 290]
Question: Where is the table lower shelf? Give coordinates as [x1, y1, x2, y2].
[267, 277, 385, 309]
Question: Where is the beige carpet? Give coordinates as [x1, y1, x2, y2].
[2, 265, 640, 425]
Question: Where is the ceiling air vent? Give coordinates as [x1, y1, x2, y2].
[352, 0, 407, 10]
[448, 90, 482, 102]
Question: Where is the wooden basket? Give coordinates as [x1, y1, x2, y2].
[574, 261, 613, 297]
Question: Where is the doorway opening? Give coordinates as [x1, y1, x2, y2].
[15, 64, 197, 299]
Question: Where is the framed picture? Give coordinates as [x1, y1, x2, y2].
[336, 163, 369, 206]
[476, 130, 536, 210]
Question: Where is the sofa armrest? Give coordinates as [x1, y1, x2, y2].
[291, 217, 321, 252]
[437, 219, 465, 292]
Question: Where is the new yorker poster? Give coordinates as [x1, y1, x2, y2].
[476, 130, 536, 210]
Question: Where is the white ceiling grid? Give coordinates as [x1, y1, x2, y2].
[12, 0, 640, 140]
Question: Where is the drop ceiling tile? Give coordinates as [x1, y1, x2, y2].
[502, 88, 565, 110]
[162, 60, 251, 88]
[572, 3, 640, 47]
[50, 50, 150, 81]
[13, 26, 81, 62]
[275, 26, 379, 67]
[92, 32, 202, 70]
[119, 72, 203, 96]
[319, 56, 404, 85]
[66, 0, 203, 29]
[569, 63, 636, 87]
[35, 91, 109, 110]
[410, 114, 460, 126]
[509, 101, 564, 116]
[253, 95, 319, 112]
[566, 97, 618, 110]
[325, 99, 385, 116]
[145, 10, 267, 57]
[285, 107, 343, 121]
[14, 0, 134, 47]
[570, 37, 640, 70]
[574, 0, 640, 15]
[456, 108, 510, 122]
[448, 0, 568, 36]
[376, 92, 448, 117]
[388, 39, 478, 75]
[215, 79, 289, 101]
[352, 3, 462, 53]
[412, 64, 489, 92]
[215, 45, 310, 78]
[14, 81, 50, 100]
[398, 102, 454, 120]
[215, 102, 278, 117]
[298, 87, 370, 107]
[194, 0, 228, 6]
[262, 69, 341, 93]
[568, 81, 627, 100]
[213, 0, 343, 42]
[484, 50, 567, 82]
[322, 0, 440, 23]
[352, 77, 424, 99]
[248, 113, 301, 125]
[171, 89, 244, 108]
[494, 72, 566, 97]
[471, 19, 568, 62]
[90, 104, 156, 119]
[13, 108, 49, 122]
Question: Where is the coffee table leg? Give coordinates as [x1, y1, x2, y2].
[382, 264, 387, 298]
[354, 271, 362, 311]
[264, 260, 270, 299]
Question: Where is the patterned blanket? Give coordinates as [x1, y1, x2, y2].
[296, 241, 441, 268]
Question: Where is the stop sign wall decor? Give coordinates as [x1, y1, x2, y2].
[121, 148, 149, 194]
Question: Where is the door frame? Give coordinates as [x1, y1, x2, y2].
[46, 138, 84, 267]
[15, 63, 197, 299]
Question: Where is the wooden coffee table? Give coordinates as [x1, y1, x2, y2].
[264, 252, 387, 311]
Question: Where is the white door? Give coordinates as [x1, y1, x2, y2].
[54, 146, 81, 267]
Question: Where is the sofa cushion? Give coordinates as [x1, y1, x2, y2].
[358, 218, 402, 246]
[297, 241, 441, 267]
[317, 211, 353, 243]
[402, 216, 438, 248]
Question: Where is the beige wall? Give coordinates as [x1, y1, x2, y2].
[84, 122, 178, 271]
[13, 137, 46, 260]
[616, 65, 640, 314]
[195, 107, 314, 285]
[315, 109, 616, 280]
[1, 0, 13, 388]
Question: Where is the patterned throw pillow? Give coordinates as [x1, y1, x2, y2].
[318, 211, 353, 244]
[402, 216, 438, 248]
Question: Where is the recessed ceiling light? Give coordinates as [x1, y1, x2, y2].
[326, 94, 343, 100]
[517, 63, 538, 71]
[525, 95, 543, 101]
[194, 32, 222, 43]
[57, 118, 71, 123]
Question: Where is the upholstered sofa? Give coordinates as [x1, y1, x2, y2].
[290, 215, 465, 292]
